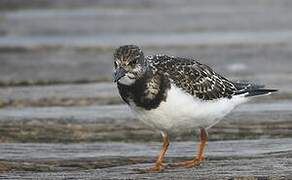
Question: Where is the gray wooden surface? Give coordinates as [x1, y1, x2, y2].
[0, 0, 292, 179]
[1, 0, 292, 86]
[0, 139, 291, 179]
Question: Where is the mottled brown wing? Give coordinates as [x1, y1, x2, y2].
[148, 55, 237, 100]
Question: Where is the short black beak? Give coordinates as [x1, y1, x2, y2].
[113, 67, 126, 82]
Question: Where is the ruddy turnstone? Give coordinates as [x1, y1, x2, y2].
[113, 45, 277, 172]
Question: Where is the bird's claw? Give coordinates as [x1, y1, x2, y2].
[168, 158, 203, 168]
[138, 162, 166, 173]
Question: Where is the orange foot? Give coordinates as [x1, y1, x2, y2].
[143, 162, 166, 173]
[138, 131, 169, 173]
[170, 158, 204, 168]
[170, 128, 207, 169]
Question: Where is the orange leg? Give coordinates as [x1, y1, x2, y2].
[171, 128, 208, 168]
[144, 131, 169, 172]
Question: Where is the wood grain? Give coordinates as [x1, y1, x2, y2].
[0, 139, 291, 179]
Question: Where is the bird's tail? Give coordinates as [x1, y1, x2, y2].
[233, 81, 278, 97]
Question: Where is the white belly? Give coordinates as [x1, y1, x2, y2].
[130, 84, 248, 132]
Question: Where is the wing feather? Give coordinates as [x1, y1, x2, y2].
[147, 55, 237, 100]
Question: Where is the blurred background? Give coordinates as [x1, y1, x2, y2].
[0, 0, 291, 178]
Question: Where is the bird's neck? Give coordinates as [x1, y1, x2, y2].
[117, 71, 170, 110]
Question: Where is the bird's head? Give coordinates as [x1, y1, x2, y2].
[113, 45, 145, 85]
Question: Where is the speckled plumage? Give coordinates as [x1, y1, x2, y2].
[113, 45, 277, 130]
[147, 54, 237, 101]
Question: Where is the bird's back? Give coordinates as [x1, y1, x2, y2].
[146, 55, 276, 101]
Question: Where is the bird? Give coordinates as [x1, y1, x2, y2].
[113, 45, 277, 173]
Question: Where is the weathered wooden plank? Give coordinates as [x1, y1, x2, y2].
[0, 101, 291, 142]
[0, 0, 291, 87]
[0, 37, 291, 87]
[1, 0, 291, 11]
[0, 83, 116, 101]
[3, 32, 292, 49]
[0, 50, 113, 85]
[0, 101, 291, 122]
[0, 45, 292, 87]
[0, 139, 291, 179]
[1, 0, 292, 35]
[0, 139, 291, 160]
[0, 83, 120, 107]
[0, 82, 289, 108]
